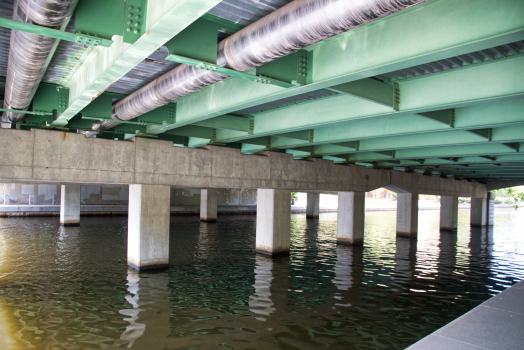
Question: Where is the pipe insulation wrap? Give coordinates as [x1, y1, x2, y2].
[95, 0, 426, 132]
[1, 0, 78, 126]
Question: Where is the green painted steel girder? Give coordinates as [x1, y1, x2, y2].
[52, 0, 223, 126]
[145, 0, 524, 134]
[0, 17, 113, 47]
[214, 57, 524, 143]
[194, 115, 249, 132]
[342, 143, 524, 163]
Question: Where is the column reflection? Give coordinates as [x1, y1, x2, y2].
[393, 237, 417, 290]
[331, 246, 363, 307]
[118, 270, 171, 349]
[249, 255, 290, 321]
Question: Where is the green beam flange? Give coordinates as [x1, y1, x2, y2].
[330, 79, 400, 110]
[0, 16, 113, 47]
[0, 108, 52, 116]
[74, 0, 146, 45]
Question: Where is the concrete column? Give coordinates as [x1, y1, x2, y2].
[487, 191, 495, 226]
[128, 184, 170, 271]
[3, 193, 9, 205]
[256, 189, 291, 256]
[470, 197, 487, 227]
[200, 189, 217, 222]
[396, 193, 418, 238]
[60, 185, 80, 226]
[337, 191, 365, 246]
[440, 196, 458, 231]
[306, 193, 320, 218]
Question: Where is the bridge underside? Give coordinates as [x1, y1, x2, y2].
[0, 0, 521, 188]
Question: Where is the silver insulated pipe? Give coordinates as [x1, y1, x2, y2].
[94, 0, 426, 132]
[1, 0, 78, 127]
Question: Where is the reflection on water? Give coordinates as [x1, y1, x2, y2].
[0, 209, 523, 349]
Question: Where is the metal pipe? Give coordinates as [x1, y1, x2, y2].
[94, 0, 426, 132]
[1, 0, 78, 128]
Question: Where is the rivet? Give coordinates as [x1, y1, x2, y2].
[135, 15, 140, 20]
[136, 7, 141, 12]
[126, 27, 132, 32]
[128, 6, 133, 11]
[127, 13, 132, 18]
[127, 20, 132, 25]
[134, 22, 139, 27]
[133, 28, 138, 34]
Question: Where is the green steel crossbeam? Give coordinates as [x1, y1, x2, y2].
[144, 0, 524, 135]
[213, 57, 524, 144]
[166, 55, 299, 88]
[0, 108, 53, 116]
[0, 17, 113, 47]
[52, 0, 224, 127]
[81, 116, 166, 126]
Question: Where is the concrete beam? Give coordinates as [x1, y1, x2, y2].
[147, 0, 524, 132]
[52, 0, 223, 126]
[0, 129, 488, 198]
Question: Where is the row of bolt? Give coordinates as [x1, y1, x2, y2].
[299, 56, 307, 77]
[126, 6, 142, 34]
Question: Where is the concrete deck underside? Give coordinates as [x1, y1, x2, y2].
[0, 129, 487, 197]
[407, 280, 524, 349]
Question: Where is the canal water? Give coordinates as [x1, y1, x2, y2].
[0, 209, 523, 349]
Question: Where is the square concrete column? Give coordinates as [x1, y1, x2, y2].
[440, 196, 458, 231]
[337, 192, 365, 246]
[200, 189, 217, 222]
[396, 193, 418, 238]
[60, 185, 80, 226]
[256, 189, 291, 256]
[306, 193, 320, 218]
[128, 184, 171, 271]
[487, 191, 495, 226]
[471, 197, 487, 227]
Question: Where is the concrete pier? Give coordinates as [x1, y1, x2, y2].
[396, 193, 418, 238]
[337, 191, 365, 246]
[200, 189, 218, 223]
[440, 195, 458, 231]
[487, 191, 495, 226]
[256, 189, 291, 256]
[470, 197, 488, 227]
[128, 184, 171, 271]
[306, 193, 320, 219]
[60, 185, 80, 226]
[407, 280, 524, 349]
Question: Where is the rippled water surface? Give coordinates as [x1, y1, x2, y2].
[0, 209, 523, 349]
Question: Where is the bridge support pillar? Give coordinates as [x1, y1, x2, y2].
[396, 193, 418, 238]
[200, 189, 217, 223]
[306, 193, 320, 219]
[487, 191, 495, 226]
[60, 185, 80, 226]
[337, 191, 365, 246]
[440, 196, 458, 231]
[128, 184, 170, 271]
[256, 189, 291, 256]
[471, 197, 487, 227]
